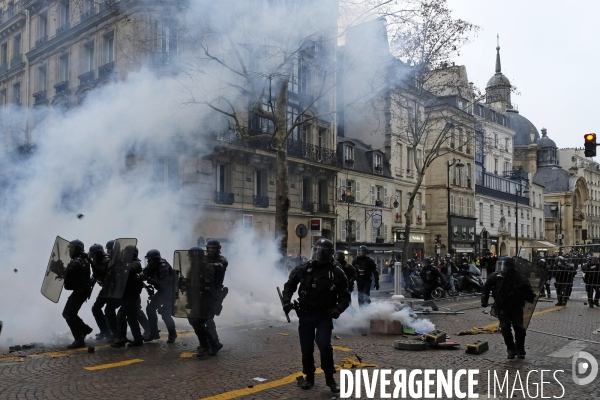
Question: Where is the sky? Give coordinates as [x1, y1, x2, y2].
[448, 0, 599, 150]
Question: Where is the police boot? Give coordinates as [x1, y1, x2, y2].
[589, 300, 595, 308]
[82, 325, 93, 338]
[196, 346, 209, 359]
[208, 342, 223, 356]
[299, 375, 314, 390]
[95, 331, 110, 340]
[67, 339, 86, 349]
[127, 338, 144, 347]
[110, 338, 127, 348]
[506, 348, 517, 359]
[143, 332, 160, 342]
[325, 374, 340, 393]
[167, 330, 177, 344]
[594, 299, 600, 307]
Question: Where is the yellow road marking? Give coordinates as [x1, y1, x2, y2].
[181, 352, 195, 358]
[481, 306, 563, 331]
[332, 345, 352, 352]
[84, 358, 144, 371]
[277, 333, 289, 336]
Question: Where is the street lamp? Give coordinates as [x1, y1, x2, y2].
[515, 182, 529, 257]
[447, 158, 465, 257]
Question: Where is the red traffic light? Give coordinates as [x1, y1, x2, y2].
[585, 133, 596, 142]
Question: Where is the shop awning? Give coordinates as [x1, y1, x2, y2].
[533, 241, 558, 248]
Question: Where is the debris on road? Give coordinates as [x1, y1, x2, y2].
[466, 340, 489, 355]
[253, 377, 267, 382]
[370, 319, 403, 334]
[424, 330, 447, 345]
[338, 357, 377, 369]
[394, 340, 427, 351]
[457, 326, 498, 335]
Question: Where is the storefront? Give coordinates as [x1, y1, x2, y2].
[335, 242, 403, 283]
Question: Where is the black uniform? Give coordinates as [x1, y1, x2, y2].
[90, 252, 118, 339]
[419, 263, 444, 300]
[62, 251, 93, 348]
[186, 252, 226, 358]
[482, 266, 535, 358]
[538, 260, 552, 298]
[112, 254, 145, 347]
[352, 255, 379, 306]
[554, 261, 576, 306]
[204, 253, 228, 354]
[282, 256, 350, 392]
[338, 259, 357, 293]
[144, 258, 177, 340]
[583, 259, 600, 307]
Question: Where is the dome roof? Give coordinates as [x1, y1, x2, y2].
[486, 72, 511, 88]
[536, 128, 556, 148]
[506, 109, 540, 146]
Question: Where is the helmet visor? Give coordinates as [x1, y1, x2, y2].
[496, 260, 513, 274]
[334, 253, 344, 262]
[311, 245, 332, 263]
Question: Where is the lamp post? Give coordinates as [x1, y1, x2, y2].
[447, 158, 465, 257]
[514, 182, 529, 257]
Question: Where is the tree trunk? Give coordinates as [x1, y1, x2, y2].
[402, 171, 426, 264]
[275, 146, 290, 257]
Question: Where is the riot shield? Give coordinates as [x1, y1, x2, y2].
[172, 249, 216, 319]
[103, 238, 138, 299]
[41, 236, 71, 303]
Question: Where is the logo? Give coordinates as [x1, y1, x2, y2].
[572, 351, 598, 385]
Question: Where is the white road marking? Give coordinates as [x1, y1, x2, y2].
[547, 340, 588, 358]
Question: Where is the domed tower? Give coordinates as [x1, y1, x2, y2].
[485, 40, 512, 112]
[536, 128, 558, 167]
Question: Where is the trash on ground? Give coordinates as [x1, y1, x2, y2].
[394, 339, 427, 351]
[253, 377, 267, 382]
[465, 340, 489, 355]
[337, 357, 377, 369]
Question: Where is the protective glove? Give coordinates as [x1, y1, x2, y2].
[374, 283, 380, 290]
[328, 308, 340, 319]
[283, 303, 293, 314]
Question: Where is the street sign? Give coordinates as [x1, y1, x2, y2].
[309, 218, 322, 236]
[399, 233, 405, 241]
[557, 234, 563, 240]
[372, 214, 382, 229]
[295, 224, 308, 239]
[436, 243, 441, 249]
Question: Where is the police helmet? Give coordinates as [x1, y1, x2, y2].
[145, 249, 161, 259]
[496, 256, 515, 275]
[590, 257, 599, 266]
[537, 258, 546, 268]
[422, 257, 432, 268]
[188, 246, 205, 260]
[106, 240, 115, 251]
[311, 239, 334, 264]
[124, 245, 138, 259]
[89, 243, 104, 254]
[206, 239, 221, 256]
[445, 253, 451, 259]
[358, 245, 368, 257]
[334, 250, 345, 262]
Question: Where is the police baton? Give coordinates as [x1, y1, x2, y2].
[277, 287, 291, 323]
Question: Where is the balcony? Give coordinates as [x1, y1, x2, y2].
[317, 203, 331, 213]
[10, 54, 23, 69]
[288, 139, 338, 166]
[78, 70, 95, 86]
[0, 63, 7, 74]
[151, 52, 174, 66]
[475, 171, 529, 205]
[253, 195, 269, 208]
[98, 61, 115, 79]
[54, 81, 69, 95]
[33, 90, 47, 103]
[301, 201, 314, 212]
[214, 191, 234, 205]
[344, 158, 355, 168]
[340, 193, 355, 203]
[35, 35, 48, 47]
[80, 9, 97, 22]
[56, 22, 71, 35]
[374, 165, 383, 174]
[375, 200, 384, 207]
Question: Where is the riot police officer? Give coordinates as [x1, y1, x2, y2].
[111, 246, 145, 348]
[89, 244, 116, 340]
[583, 257, 600, 308]
[141, 249, 177, 343]
[62, 239, 94, 349]
[334, 250, 357, 293]
[205, 239, 228, 356]
[282, 239, 350, 393]
[419, 258, 444, 300]
[481, 257, 535, 359]
[185, 247, 226, 358]
[352, 245, 379, 306]
[538, 259, 552, 299]
[554, 256, 576, 306]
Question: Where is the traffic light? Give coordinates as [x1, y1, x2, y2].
[584, 133, 596, 157]
[435, 234, 441, 244]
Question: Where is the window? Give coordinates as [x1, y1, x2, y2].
[0, 43, 7, 66]
[286, 105, 299, 140]
[521, 224, 524, 237]
[13, 35, 21, 57]
[508, 206, 511, 216]
[533, 217, 537, 236]
[38, 14, 47, 40]
[467, 198, 472, 216]
[407, 148, 413, 171]
[154, 158, 178, 190]
[103, 33, 114, 63]
[527, 225, 530, 238]
[478, 104, 484, 117]
[59, 55, 69, 82]
[374, 154, 382, 171]
[458, 128, 463, 151]
[494, 158, 498, 174]
[450, 194, 455, 214]
[38, 64, 47, 91]
[508, 222, 511, 234]
[504, 161, 510, 174]
[490, 205, 494, 226]
[255, 170, 267, 197]
[539, 219, 543, 238]
[156, 22, 178, 54]
[344, 145, 354, 163]
[494, 133, 498, 148]
[505, 138, 510, 151]
[12, 82, 20, 105]
[458, 196, 464, 215]
[59, 1, 70, 28]
[84, 43, 95, 71]
[479, 202, 483, 225]
[376, 185, 383, 201]
[500, 204, 504, 215]
[0, 89, 6, 106]
[302, 177, 312, 210]
[458, 99, 463, 110]
[466, 163, 471, 187]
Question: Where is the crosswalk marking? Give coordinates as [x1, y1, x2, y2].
[547, 341, 587, 358]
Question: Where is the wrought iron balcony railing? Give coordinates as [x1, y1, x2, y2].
[80, 8, 97, 22]
[98, 61, 115, 79]
[214, 191, 234, 205]
[56, 22, 70, 35]
[78, 70, 95, 85]
[253, 195, 269, 208]
[35, 35, 47, 47]
[317, 203, 331, 213]
[33, 90, 47, 102]
[9, 54, 23, 69]
[301, 201, 314, 212]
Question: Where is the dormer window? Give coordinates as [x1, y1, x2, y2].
[344, 144, 354, 167]
[374, 153, 382, 173]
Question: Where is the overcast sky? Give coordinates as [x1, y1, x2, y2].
[448, 0, 598, 151]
